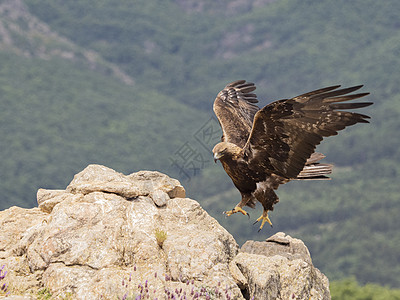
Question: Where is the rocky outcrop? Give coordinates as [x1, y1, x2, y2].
[233, 233, 330, 299]
[0, 165, 330, 299]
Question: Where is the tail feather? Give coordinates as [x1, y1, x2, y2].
[296, 152, 333, 180]
[306, 152, 326, 164]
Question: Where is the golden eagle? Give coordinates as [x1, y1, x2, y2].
[212, 80, 372, 231]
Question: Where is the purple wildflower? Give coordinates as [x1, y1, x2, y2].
[0, 271, 6, 280]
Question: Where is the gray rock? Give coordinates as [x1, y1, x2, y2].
[65, 164, 142, 198]
[65, 164, 185, 202]
[241, 231, 312, 264]
[0, 165, 330, 300]
[234, 232, 331, 300]
[1, 165, 242, 299]
[128, 170, 186, 198]
[37, 189, 80, 213]
[150, 189, 170, 207]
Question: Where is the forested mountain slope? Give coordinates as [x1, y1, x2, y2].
[0, 0, 207, 209]
[0, 0, 399, 289]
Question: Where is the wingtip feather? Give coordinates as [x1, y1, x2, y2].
[226, 80, 246, 87]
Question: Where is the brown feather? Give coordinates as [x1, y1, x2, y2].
[213, 80, 260, 148]
[242, 84, 372, 179]
[212, 81, 372, 224]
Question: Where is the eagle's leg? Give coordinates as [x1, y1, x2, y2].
[224, 206, 249, 217]
[253, 209, 273, 232]
[253, 187, 279, 231]
[224, 195, 251, 218]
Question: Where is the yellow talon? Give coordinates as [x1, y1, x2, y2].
[224, 206, 249, 218]
[253, 210, 273, 231]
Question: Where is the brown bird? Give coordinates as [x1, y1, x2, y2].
[212, 80, 372, 231]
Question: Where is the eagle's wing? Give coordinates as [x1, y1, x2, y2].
[213, 80, 260, 148]
[243, 85, 372, 179]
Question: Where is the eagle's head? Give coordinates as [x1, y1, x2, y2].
[212, 142, 242, 163]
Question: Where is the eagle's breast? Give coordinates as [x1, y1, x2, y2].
[220, 157, 258, 193]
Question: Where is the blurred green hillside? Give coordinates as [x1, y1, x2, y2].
[1, 0, 399, 291]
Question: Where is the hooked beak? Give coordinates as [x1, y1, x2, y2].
[213, 153, 221, 163]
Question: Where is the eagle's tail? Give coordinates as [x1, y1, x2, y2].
[296, 152, 333, 180]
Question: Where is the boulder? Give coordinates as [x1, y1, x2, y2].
[232, 232, 331, 300]
[0, 165, 241, 299]
[65, 165, 185, 199]
[0, 165, 330, 299]
[241, 232, 312, 264]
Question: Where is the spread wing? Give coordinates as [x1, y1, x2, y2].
[213, 80, 260, 148]
[243, 85, 372, 179]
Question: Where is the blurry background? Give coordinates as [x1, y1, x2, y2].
[1, 0, 399, 296]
